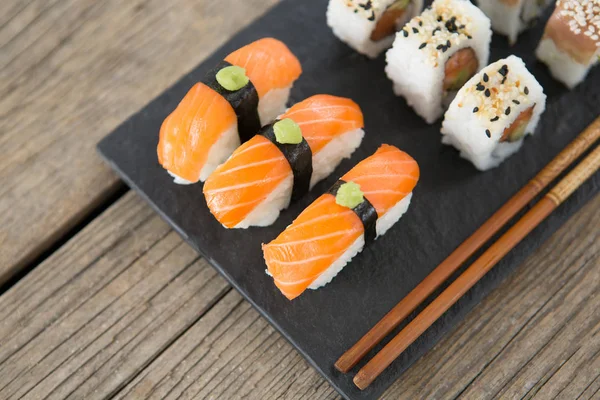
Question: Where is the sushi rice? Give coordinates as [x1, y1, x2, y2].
[441, 55, 546, 170]
[385, 0, 492, 123]
[327, 0, 424, 58]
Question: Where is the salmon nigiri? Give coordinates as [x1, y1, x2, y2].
[203, 94, 365, 229]
[263, 144, 419, 300]
[157, 38, 302, 184]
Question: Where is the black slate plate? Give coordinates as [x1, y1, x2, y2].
[97, 1, 599, 398]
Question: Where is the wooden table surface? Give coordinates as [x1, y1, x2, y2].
[1, 1, 599, 399]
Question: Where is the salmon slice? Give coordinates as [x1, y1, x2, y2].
[203, 95, 364, 228]
[204, 135, 290, 228]
[342, 144, 419, 216]
[263, 144, 420, 300]
[157, 83, 237, 183]
[225, 38, 302, 98]
[280, 94, 364, 153]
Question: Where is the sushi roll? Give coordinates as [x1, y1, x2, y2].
[157, 38, 302, 184]
[476, 0, 554, 45]
[536, 0, 600, 88]
[385, 0, 492, 123]
[263, 144, 419, 300]
[203, 95, 365, 229]
[441, 56, 546, 171]
[327, 0, 424, 58]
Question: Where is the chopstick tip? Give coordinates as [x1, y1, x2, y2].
[334, 357, 352, 373]
[353, 370, 373, 390]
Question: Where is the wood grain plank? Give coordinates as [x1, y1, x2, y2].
[0, 192, 597, 399]
[0, 0, 279, 285]
[113, 195, 599, 400]
[382, 194, 600, 400]
[114, 290, 340, 400]
[0, 192, 230, 399]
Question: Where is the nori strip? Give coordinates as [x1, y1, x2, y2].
[328, 179, 378, 244]
[260, 122, 313, 202]
[203, 60, 261, 143]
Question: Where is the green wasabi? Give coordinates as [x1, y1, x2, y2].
[335, 182, 364, 209]
[216, 66, 249, 91]
[273, 118, 303, 144]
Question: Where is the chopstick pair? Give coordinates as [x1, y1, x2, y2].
[335, 116, 600, 390]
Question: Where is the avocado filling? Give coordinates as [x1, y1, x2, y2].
[370, 0, 411, 41]
[501, 106, 534, 143]
[443, 48, 479, 91]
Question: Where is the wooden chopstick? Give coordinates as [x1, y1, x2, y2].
[353, 143, 600, 390]
[334, 117, 600, 374]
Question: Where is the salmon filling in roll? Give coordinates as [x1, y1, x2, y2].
[263, 144, 420, 300]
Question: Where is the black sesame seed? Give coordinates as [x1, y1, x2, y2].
[437, 16, 443, 22]
[490, 116, 499, 122]
[432, 27, 441, 35]
[505, 107, 511, 115]
[446, 40, 451, 47]
[402, 29, 408, 37]
[467, 35, 473, 39]
[436, 44, 445, 50]
[512, 99, 520, 105]
[419, 42, 427, 49]
[473, 107, 479, 113]
[485, 129, 491, 138]
[412, 27, 419, 33]
[367, 12, 375, 21]
[501, 76, 507, 84]
[485, 89, 491, 97]
[419, 20, 423, 26]
[445, 17, 458, 32]
[459, 24, 465, 29]
[498, 65, 508, 76]
[524, 86, 529, 95]
[442, 46, 448, 52]
[360, 0, 373, 10]
[476, 83, 485, 91]
[483, 73, 489, 82]
[354, 9, 358, 13]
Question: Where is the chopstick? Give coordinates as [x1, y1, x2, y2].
[353, 143, 600, 390]
[334, 117, 600, 374]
